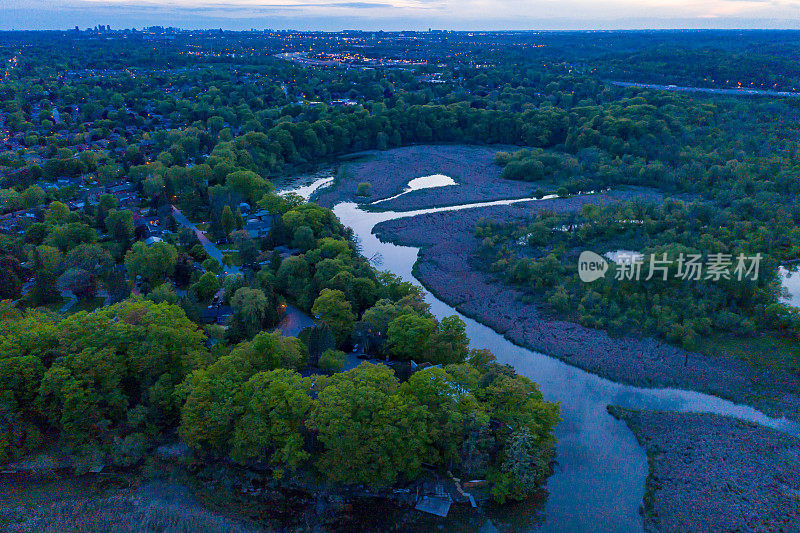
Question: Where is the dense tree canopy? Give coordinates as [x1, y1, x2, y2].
[0, 300, 209, 466]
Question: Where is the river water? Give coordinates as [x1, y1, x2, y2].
[289, 177, 800, 532]
[371, 174, 457, 205]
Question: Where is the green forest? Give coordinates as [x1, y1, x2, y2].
[2, 28, 800, 527]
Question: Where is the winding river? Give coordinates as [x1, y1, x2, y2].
[283, 176, 800, 532]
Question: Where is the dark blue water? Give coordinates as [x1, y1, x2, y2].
[282, 177, 800, 532]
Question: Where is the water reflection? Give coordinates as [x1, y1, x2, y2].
[372, 174, 458, 205]
[329, 197, 800, 533]
[604, 250, 643, 263]
[277, 175, 334, 200]
[779, 265, 800, 307]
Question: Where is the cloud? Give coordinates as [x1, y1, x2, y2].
[2, 0, 800, 29]
[336, 2, 393, 7]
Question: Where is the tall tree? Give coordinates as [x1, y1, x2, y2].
[308, 363, 431, 487]
[221, 205, 234, 239]
[312, 289, 355, 346]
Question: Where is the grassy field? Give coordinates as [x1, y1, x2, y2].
[697, 332, 800, 372]
[0, 471, 261, 533]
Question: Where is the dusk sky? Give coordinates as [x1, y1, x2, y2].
[2, 0, 800, 31]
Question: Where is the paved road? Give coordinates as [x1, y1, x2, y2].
[272, 304, 314, 338]
[609, 80, 800, 98]
[59, 290, 77, 313]
[10, 281, 34, 306]
[171, 205, 240, 277]
[344, 351, 363, 371]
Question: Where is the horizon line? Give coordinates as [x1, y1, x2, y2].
[3, 27, 800, 32]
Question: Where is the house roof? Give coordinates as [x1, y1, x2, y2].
[415, 496, 451, 517]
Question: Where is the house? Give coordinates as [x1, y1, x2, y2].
[201, 304, 233, 324]
[143, 236, 163, 246]
[414, 482, 453, 517]
[243, 209, 276, 238]
[244, 218, 272, 239]
[135, 216, 163, 238]
[115, 192, 140, 208]
[0, 208, 38, 233]
[250, 209, 272, 220]
[107, 182, 134, 194]
[274, 245, 301, 260]
[85, 186, 106, 205]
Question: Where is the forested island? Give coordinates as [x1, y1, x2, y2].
[1, 28, 799, 532]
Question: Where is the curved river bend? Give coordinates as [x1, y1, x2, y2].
[282, 178, 800, 532]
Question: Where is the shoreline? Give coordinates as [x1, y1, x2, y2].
[321, 143, 800, 530]
[315, 144, 800, 422]
[373, 196, 800, 422]
[313, 144, 540, 210]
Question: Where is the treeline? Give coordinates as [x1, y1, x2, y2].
[0, 296, 559, 502]
[475, 198, 800, 362]
[1, 167, 560, 503]
[0, 300, 209, 470]
[179, 339, 558, 501]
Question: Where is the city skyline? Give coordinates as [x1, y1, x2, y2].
[2, 0, 800, 31]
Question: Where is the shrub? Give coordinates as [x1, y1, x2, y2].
[189, 244, 210, 261]
[202, 258, 221, 274]
[355, 182, 372, 197]
[319, 349, 346, 373]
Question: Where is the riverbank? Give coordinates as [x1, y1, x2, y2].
[0, 465, 513, 533]
[0, 474, 263, 533]
[373, 195, 800, 421]
[313, 144, 543, 210]
[607, 407, 800, 532]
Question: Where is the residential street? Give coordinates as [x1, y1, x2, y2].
[171, 205, 240, 276]
[58, 290, 77, 313]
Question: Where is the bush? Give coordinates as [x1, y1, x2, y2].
[202, 257, 221, 274]
[319, 349, 346, 373]
[148, 283, 179, 305]
[189, 244, 210, 261]
[355, 182, 372, 197]
[192, 272, 220, 302]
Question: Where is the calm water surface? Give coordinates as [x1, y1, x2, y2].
[780, 265, 800, 307]
[372, 174, 457, 205]
[290, 177, 800, 532]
